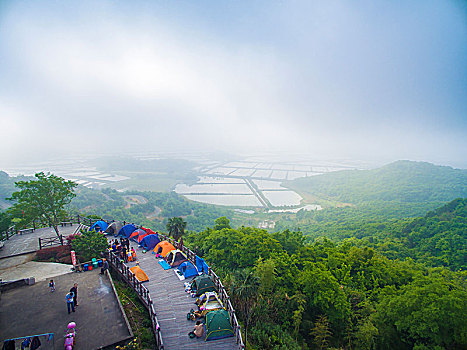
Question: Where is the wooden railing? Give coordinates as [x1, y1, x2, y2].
[159, 234, 245, 349]
[0, 214, 110, 241]
[38, 235, 64, 250]
[107, 250, 164, 350]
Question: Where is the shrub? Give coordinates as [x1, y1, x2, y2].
[35, 245, 72, 263]
[71, 229, 108, 261]
[66, 233, 80, 245]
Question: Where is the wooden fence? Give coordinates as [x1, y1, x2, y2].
[38, 235, 64, 250]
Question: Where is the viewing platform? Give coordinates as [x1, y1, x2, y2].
[0, 215, 244, 349]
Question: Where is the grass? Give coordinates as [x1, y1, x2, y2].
[111, 271, 155, 350]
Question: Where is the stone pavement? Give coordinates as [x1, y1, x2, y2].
[0, 269, 132, 349]
[0, 226, 78, 258]
[0, 253, 73, 282]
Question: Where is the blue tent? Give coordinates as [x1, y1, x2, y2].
[118, 224, 137, 238]
[196, 256, 210, 274]
[90, 220, 108, 232]
[139, 234, 160, 251]
[178, 261, 198, 279]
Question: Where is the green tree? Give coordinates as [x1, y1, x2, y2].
[230, 268, 260, 349]
[213, 216, 231, 230]
[374, 273, 467, 349]
[0, 211, 11, 237]
[310, 315, 332, 350]
[71, 229, 108, 262]
[7, 172, 77, 237]
[166, 217, 187, 240]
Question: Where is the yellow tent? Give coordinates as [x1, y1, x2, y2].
[153, 241, 176, 257]
[130, 265, 149, 282]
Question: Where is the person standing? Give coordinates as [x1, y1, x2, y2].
[66, 291, 75, 314]
[125, 238, 130, 251]
[100, 258, 109, 274]
[49, 279, 55, 292]
[122, 246, 128, 263]
[70, 283, 78, 307]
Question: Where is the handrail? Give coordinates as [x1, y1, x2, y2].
[106, 250, 164, 350]
[0, 214, 112, 241]
[158, 233, 245, 349]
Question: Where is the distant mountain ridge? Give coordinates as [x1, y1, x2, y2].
[287, 160, 467, 205]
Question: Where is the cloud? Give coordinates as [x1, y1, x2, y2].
[0, 0, 466, 167]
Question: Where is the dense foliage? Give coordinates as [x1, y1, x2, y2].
[185, 217, 467, 350]
[276, 198, 466, 270]
[71, 229, 108, 262]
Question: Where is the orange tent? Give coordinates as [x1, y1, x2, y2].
[130, 265, 149, 282]
[153, 241, 176, 257]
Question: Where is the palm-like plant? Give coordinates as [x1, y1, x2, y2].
[166, 217, 187, 241]
[230, 269, 260, 349]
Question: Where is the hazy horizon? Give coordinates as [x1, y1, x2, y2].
[1, 1, 466, 168]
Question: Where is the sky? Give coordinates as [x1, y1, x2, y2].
[0, 0, 466, 167]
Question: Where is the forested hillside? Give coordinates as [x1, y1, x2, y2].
[185, 218, 467, 350]
[276, 198, 466, 270]
[286, 160, 467, 217]
[71, 186, 233, 232]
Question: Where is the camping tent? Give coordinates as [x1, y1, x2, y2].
[205, 309, 234, 341]
[139, 234, 160, 251]
[165, 249, 188, 268]
[196, 291, 224, 315]
[137, 232, 149, 243]
[153, 241, 176, 257]
[141, 227, 157, 235]
[118, 224, 137, 238]
[178, 261, 198, 279]
[129, 265, 149, 282]
[190, 274, 217, 297]
[129, 228, 145, 242]
[90, 220, 108, 232]
[104, 222, 123, 236]
[196, 256, 210, 274]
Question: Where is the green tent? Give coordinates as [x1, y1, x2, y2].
[190, 274, 217, 297]
[205, 309, 234, 341]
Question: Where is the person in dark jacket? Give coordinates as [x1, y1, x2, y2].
[100, 259, 109, 274]
[70, 283, 78, 307]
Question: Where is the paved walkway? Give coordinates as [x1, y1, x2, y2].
[0, 270, 132, 349]
[0, 226, 77, 258]
[114, 238, 238, 350]
[0, 254, 72, 282]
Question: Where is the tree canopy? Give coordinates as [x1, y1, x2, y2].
[7, 172, 77, 236]
[166, 216, 187, 240]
